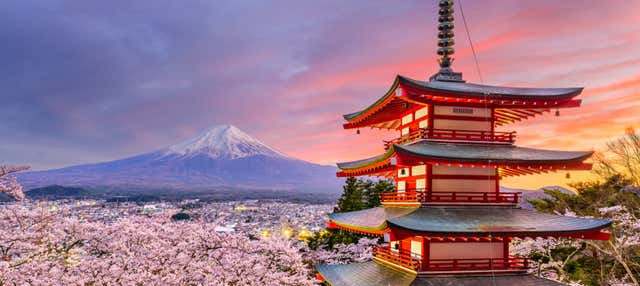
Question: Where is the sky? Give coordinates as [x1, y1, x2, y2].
[1, 0, 638, 190]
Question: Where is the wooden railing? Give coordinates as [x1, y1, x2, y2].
[373, 246, 421, 271]
[384, 128, 515, 148]
[430, 129, 516, 143]
[425, 257, 529, 272]
[383, 129, 426, 147]
[380, 191, 521, 204]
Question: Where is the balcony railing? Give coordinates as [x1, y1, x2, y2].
[380, 191, 521, 205]
[425, 257, 529, 272]
[384, 128, 515, 148]
[373, 246, 421, 271]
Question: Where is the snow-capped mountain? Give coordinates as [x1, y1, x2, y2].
[17, 125, 342, 192]
[165, 125, 287, 159]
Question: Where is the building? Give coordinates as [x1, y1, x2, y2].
[315, 1, 612, 285]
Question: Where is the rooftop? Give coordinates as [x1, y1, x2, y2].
[317, 261, 567, 286]
[328, 206, 611, 238]
[337, 141, 593, 177]
[342, 75, 583, 129]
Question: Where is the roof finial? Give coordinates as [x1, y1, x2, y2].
[430, 0, 464, 82]
[437, 0, 455, 71]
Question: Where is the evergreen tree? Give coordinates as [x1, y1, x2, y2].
[308, 177, 395, 250]
[333, 177, 365, 213]
[363, 179, 395, 208]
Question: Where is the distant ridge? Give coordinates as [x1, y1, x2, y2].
[17, 125, 342, 193]
[502, 186, 574, 210]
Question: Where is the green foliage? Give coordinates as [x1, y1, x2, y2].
[333, 177, 394, 213]
[307, 177, 394, 250]
[306, 229, 363, 250]
[333, 177, 366, 213]
[527, 174, 639, 217]
[363, 179, 395, 208]
[171, 212, 191, 221]
[526, 174, 640, 285]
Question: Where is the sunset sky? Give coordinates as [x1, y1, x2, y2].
[1, 0, 638, 190]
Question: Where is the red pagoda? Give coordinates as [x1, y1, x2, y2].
[316, 1, 612, 285]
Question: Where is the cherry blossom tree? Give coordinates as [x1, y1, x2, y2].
[587, 206, 640, 286]
[511, 237, 583, 283]
[512, 207, 640, 286]
[0, 204, 317, 285]
[304, 236, 378, 265]
[0, 165, 30, 201]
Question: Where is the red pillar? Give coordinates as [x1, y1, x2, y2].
[427, 164, 433, 200]
[503, 237, 511, 261]
[423, 240, 430, 271]
[495, 167, 500, 194]
[428, 105, 434, 137]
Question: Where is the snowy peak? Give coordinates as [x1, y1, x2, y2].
[165, 125, 287, 159]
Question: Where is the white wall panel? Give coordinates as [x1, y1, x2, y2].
[432, 165, 495, 176]
[433, 119, 491, 131]
[430, 242, 503, 259]
[397, 181, 406, 192]
[402, 114, 413, 125]
[432, 179, 496, 193]
[415, 107, 429, 119]
[411, 165, 427, 176]
[434, 106, 491, 118]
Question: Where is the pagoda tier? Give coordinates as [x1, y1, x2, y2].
[338, 141, 592, 206]
[337, 140, 593, 179]
[317, 261, 567, 286]
[338, 141, 592, 178]
[343, 75, 583, 129]
[325, 206, 609, 276]
[327, 206, 611, 240]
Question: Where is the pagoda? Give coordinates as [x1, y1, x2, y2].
[316, 1, 612, 285]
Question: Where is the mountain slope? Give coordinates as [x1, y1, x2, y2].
[18, 125, 341, 192]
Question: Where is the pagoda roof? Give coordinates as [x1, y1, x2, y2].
[337, 141, 593, 177]
[317, 261, 566, 286]
[395, 141, 593, 165]
[317, 261, 416, 286]
[411, 274, 567, 286]
[328, 206, 611, 238]
[328, 206, 417, 233]
[343, 75, 583, 129]
[387, 206, 611, 236]
[399, 76, 582, 100]
[337, 145, 396, 171]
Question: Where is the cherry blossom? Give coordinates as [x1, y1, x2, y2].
[0, 165, 30, 201]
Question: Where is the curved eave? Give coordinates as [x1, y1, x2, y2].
[328, 207, 417, 235]
[342, 75, 584, 129]
[398, 75, 583, 100]
[394, 142, 594, 166]
[411, 274, 569, 286]
[337, 146, 397, 177]
[343, 77, 400, 122]
[317, 261, 416, 286]
[337, 146, 396, 170]
[386, 207, 612, 238]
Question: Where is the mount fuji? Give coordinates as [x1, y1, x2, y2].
[17, 125, 342, 193]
